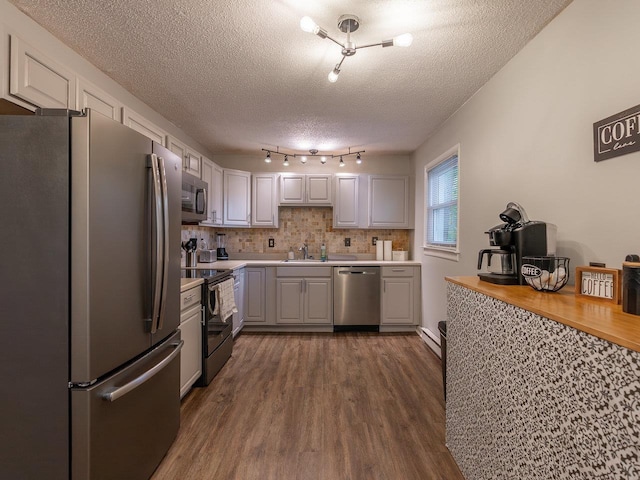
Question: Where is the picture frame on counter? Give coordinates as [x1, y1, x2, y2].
[575, 266, 622, 304]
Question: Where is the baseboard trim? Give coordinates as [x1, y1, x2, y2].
[418, 326, 441, 358]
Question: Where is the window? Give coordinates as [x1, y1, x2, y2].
[424, 145, 459, 260]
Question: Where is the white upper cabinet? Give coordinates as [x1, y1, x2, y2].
[9, 34, 75, 109]
[223, 169, 251, 227]
[333, 174, 360, 228]
[252, 173, 279, 227]
[280, 173, 332, 205]
[167, 135, 201, 177]
[185, 147, 201, 177]
[76, 76, 121, 120]
[368, 175, 410, 228]
[122, 107, 167, 146]
[200, 156, 223, 226]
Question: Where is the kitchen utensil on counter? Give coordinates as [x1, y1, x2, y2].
[216, 233, 229, 260]
[198, 249, 217, 263]
[521, 256, 570, 292]
[182, 238, 198, 267]
[478, 202, 558, 285]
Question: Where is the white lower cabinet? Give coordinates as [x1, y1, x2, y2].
[179, 285, 203, 398]
[245, 267, 267, 324]
[381, 266, 420, 325]
[276, 267, 332, 325]
[233, 268, 245, 337]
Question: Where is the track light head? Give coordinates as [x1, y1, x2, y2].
[264, 151, 271, 163]
[356, 152, 362, 164]
[283, 155, 289, 167]
[339, 156, 345, 167]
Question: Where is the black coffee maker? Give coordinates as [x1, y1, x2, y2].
[478, 202, 557, 285]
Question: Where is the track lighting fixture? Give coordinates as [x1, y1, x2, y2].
[300, 14, 413, 82]
[260, 147, 364, 166]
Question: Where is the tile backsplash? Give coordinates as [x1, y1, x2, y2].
[182, 207, 411, 258]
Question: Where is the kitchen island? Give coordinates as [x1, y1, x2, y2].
[445, 276, 640, 480]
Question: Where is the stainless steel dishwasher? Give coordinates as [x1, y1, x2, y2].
[333, 266, 380, 330]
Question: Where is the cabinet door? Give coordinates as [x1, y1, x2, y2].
[179, 304, 202, 398]
[210, 162, 224, 225]
[252, 174, 279, 227]
[276, 278, 304, 324]
[185, 147, 201, 177]
[245, 268, 266, 323]
[76, 77, 121, 121]
[280, 174, 305, 204]
[369, 175, 410, 228]
[200, 157, 224, 226]
[121, 107, 166, 146]
[306, 175, 332, 204]
[223, 169, 251, 226]
[304, 278, 332, 324]
[333, 175, 359, 228]
[10, 34, 76, 109]
[382, 276, 414, 324]
[166, 135, 187, 171]
[233, 269, 245, 337]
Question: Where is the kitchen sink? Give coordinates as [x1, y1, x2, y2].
[281, 259, 324, 263]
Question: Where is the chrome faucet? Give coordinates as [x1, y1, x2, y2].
[299, 243, 309, 260]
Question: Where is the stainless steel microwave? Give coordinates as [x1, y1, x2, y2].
[181, 172, 207, 223]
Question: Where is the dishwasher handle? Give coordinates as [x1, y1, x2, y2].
[337, 270, 378, 275]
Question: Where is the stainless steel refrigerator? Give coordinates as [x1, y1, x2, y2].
[0, 109, 183, 480]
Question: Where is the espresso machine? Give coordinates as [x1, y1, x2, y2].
[478, 202, 557, 285]
[216, 232, 229, 260]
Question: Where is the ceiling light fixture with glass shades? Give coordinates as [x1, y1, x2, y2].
[300, 14, 413, 83]
[262, 147, 365, 166]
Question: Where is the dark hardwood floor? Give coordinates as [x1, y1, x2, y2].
[151, 332, 465, 480]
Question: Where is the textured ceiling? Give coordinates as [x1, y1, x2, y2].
[9, 0, 572, 156]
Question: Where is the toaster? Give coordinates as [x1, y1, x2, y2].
[198, 249, 217, 263]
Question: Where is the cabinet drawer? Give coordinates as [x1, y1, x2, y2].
[381, 266, 415, 277]
[276, 266, 332, 277]
[180, 287, 201, 312]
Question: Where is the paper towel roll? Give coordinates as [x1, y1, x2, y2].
[383, 240, 392, 261]
[376, 241, 384, 261]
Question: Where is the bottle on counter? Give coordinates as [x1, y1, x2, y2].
[288, 247, 295, 260]
[321, 243, 327, 261]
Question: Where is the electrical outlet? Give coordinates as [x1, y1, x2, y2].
[344, 237, 351, 247]
[372, 237, 378, 246]
[268, 238, 275, 248]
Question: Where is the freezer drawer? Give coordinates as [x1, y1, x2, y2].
[71, 330, 182, 480]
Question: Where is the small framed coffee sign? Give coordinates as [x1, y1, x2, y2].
[575, 266, 622, 303]
[593, 104, 640, 162]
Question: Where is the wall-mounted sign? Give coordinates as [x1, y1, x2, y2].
[593, 104, 640, 162]
[575, 266, 621, 303]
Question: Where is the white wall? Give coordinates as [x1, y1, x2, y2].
[414, 0, 640, 337]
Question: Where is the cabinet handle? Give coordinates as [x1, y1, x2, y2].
[392, 268, 405, 272]
[383, 279, 386, 293]
[201, 306, 206, 326]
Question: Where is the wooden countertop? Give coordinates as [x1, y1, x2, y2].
[446, 276, 640, 353]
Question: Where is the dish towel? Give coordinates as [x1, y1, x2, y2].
[213, 278, 238, 322]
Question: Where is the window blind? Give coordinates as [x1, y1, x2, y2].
[426, 154, 458, 248]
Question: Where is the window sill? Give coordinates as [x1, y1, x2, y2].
[423, 246, 460, 262]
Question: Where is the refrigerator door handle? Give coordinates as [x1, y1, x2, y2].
[148, 154, 163, 334]
[156, 156, 170, 333]
[101, 340, 183, 402]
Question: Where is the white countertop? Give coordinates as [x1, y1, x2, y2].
[183, 259, 421, 270]
[180, 277, 204, 292]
